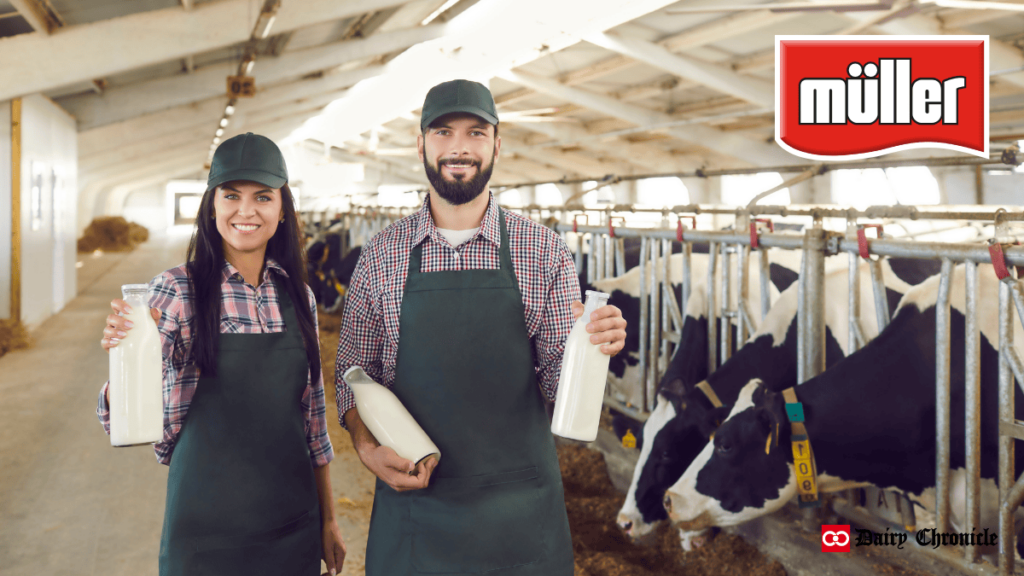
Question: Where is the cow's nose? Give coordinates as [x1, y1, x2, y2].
[620, 520, 632, 532]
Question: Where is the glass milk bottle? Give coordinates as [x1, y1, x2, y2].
[551, 290, 611, 441]
[109, 284, 164, 447]
[343, 366, 441, 465]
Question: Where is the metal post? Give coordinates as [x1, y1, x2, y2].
[638, 236, 649, 411]
[848, 251, 861, 355]
[650, 239, 663, 407]
[615, 238, 626, 277]
[661, 239, 672, 367]
[998, 276, 1016, 575]
[869, 259, 891, 333]
[759, 248, 771, 321]
[595, 233, 605, 282]
[799, 226, 826, 383]
[935, 258, 953, 537]
[720, 244, 734, 363]
[602, 233, 610, 278]
[737, 245, 751, 344]
[681, 240, 692, 330]
[964, 260, 981, 564]
[574, 233, 584, 276]
[707, 242, 719, 372]
[587, 234, 596, 285]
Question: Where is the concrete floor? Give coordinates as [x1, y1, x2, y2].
[0, 230, 376, 576]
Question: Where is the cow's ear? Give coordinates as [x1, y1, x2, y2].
[698, 406, 732, 439]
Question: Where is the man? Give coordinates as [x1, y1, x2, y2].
[335, 79, 627, 576]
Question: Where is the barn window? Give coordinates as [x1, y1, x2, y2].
[721, 172, 791, 206]
[497, 187, 522, 206]
[832, 167, 940, 208]
[637, 177, 688, 208]
[582, 180, 616, 208]
[378, 184, 421, 207]
[535, 183, 563, 206]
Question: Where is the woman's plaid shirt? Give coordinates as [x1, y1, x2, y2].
[334, 193, 580, 428]
[96, 259, 334, 467]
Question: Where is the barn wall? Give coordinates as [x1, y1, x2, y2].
[0, 100, 11, 320]
[18, 94, 78, 329]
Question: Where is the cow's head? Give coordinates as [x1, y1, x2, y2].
[616, 382, 730, 547]
[665, 380, 796, 530]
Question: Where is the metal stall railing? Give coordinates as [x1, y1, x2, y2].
[558, 209, 1024, 575]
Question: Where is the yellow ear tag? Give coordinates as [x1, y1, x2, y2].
[622, 430, 637, 449]
[765, 432, 772, 455]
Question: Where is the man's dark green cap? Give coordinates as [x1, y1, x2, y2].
[207, 132, 288, 191]
[420, 79, 498, 133]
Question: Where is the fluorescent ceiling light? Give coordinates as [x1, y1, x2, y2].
[216, 128, 224, 137]
[220, 118, 229, 128]
[922, 0, 1024, 10]
[225, 105, 236, 115]
[255, 14, 277, 39]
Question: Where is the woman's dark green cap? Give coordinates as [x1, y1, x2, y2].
[207, 132, 288, 191]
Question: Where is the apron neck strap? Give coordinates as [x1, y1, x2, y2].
[408, 206, 514, 276]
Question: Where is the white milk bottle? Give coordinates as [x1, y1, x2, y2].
[343, 366, 440, 465]
[551, 290, 612, 441]
[109, 284, 164, 447]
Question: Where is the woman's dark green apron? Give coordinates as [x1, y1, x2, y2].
[365, 209, 574, 575]
[159, 278, 321, 575]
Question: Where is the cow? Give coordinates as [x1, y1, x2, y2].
[663, 263, 1024, 564]
[307, 232, 361, 313]
[584, 247, 809, 411]
[615, 257, 938, 549]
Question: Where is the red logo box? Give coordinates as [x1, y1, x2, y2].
[776, 36, 988, 160]
[822, 524, 851, 552]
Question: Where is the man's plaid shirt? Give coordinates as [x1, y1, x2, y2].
[334, 192, 580, 427]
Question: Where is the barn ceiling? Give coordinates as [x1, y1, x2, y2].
[1, 0, 1022, 194]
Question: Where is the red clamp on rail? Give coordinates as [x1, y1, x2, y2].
[677, 216, 697, 242]
[572, 214, 588, 234]
[608, 217, 626, 238]
[988, 240, 1023, 281]
[857, 224, 884, 260]
[749, 218, 774, 250]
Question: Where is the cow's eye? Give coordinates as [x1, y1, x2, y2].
[715, 442, 732, 456]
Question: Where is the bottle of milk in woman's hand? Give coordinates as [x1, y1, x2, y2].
[109, 284, 163, 447]
[551, 290, 612, 442]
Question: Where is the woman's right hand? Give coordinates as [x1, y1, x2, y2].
[101, 298, 161, 353]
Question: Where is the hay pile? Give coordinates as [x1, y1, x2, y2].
[0, 319, 31, 359]
[77, 217, 150, 253]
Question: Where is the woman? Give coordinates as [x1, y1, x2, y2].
[96, 132, 346, 575]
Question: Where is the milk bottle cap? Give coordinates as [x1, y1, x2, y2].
[121, 284, 149, 298]
[583, 290, 610, 315]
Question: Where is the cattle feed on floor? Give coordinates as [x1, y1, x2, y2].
[664, 263, 1024, 565]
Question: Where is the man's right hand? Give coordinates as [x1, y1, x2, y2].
[345, 408, 438, 492]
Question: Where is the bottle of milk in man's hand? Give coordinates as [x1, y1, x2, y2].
[109, 284, 163, 447]
[551, 290, 612, 442]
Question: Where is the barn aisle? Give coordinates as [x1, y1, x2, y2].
[0, 231, 375, 576]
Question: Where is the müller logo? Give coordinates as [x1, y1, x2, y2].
[776, 36, 988, 160]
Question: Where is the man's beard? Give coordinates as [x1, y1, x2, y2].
[424, 154, 494, 206]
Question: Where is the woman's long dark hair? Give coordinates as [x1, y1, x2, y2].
[185, 183, 321, 384]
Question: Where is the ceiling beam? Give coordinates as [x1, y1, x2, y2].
[79, 65, 383, 156]
[501, 69, 790, 167]
[495, 9, 798, 107]
[9, 0, 63, 34]
[0, 0, 411, 101]
[513, 121, 698, 172]
[840, 10, 1024, 89]
[585, 32, 775, 108]
[61, 25, 443, 130]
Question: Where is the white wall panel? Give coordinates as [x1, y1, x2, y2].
[122, 184, 169, 237]
[19, 94, 77, 328]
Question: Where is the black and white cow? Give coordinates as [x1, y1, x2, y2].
[585, 248, 808, 410]
[307, 233, 361, 313]
[617, 257, 941, 548]
[664, 263, 1024, 562]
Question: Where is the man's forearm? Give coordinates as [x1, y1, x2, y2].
[344, 408, 380, 459]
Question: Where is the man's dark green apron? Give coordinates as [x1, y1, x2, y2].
[365, 209, 574, 575]
[159, 278, 321, 575]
